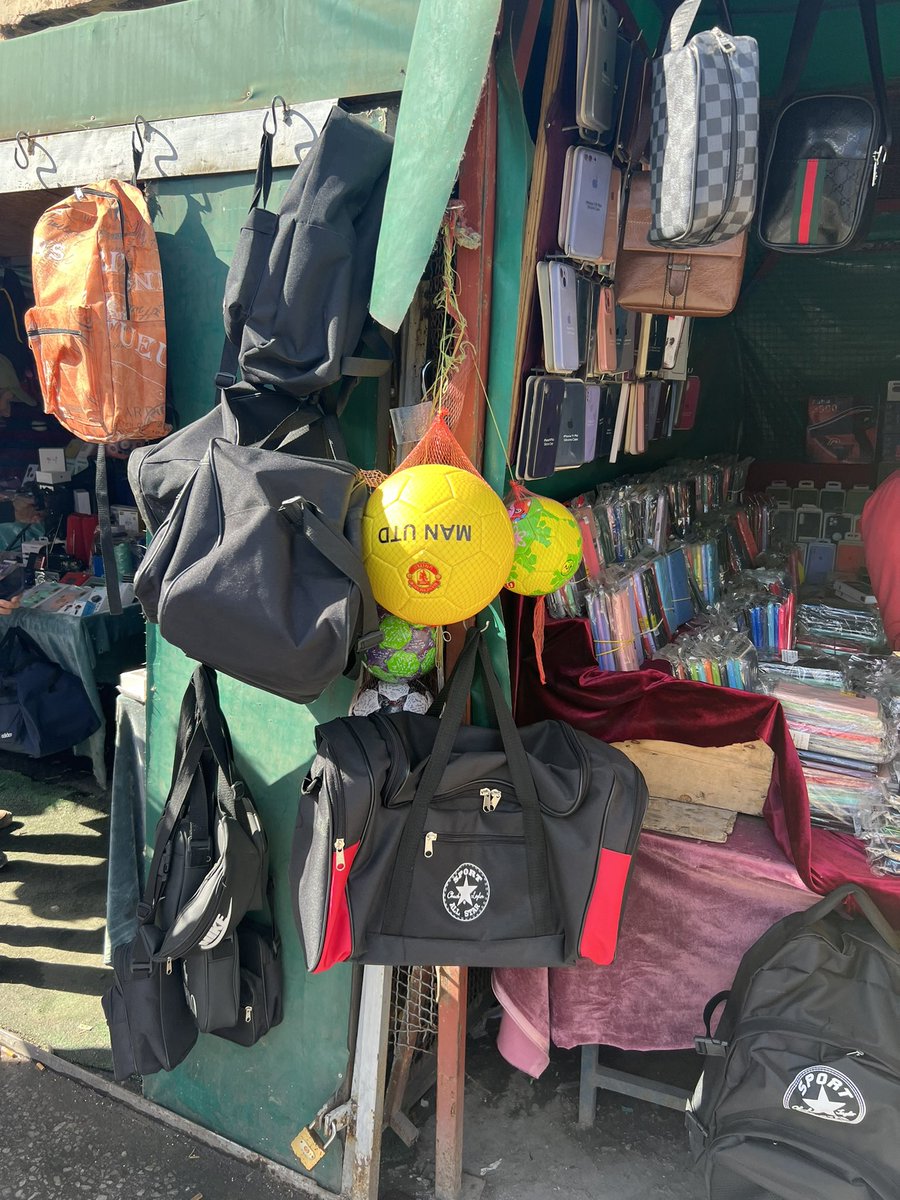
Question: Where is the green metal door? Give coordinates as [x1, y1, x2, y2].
[143, 173, 366, 1190]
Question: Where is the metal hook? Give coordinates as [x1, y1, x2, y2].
[263, 95, 288, 137]
[132, 114, 150, 156]
[14, 131, 31, 171]
[420, 359, 433, 399]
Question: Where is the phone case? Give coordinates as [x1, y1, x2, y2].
[636, 313, 652, 378]
[792, 481, 819, 509]
[536, 261, 556, 372]
[584, 383, 602, 460]
[824, 512, 854, 542]
[556, 379, 587, 470]
[834, 533, 866, 573]
[646, 314, 667, 374]
[515, 375, 541, 479]
[598, 165, 622, 265]
[525, 378, 565, 480]
[577, 0, 617, 139]
[615, 306, 637, 374]
[844, 486, 872, 516]
[596, 285, 617, 374]
[548, 261, 581, 373]
[805, 540, 836, 584]
[771, 506, 797, 543]
[674, 376, 701, 430]
[596, 385, 618, 458]
[765, 481, 793, 506]
[795, 505, 824, 540]
[609, 382, 630, 464]
[563, 148, 614, 261]
[818, 482, 846, 513]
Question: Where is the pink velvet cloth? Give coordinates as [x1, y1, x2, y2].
[493, 597, 900, 1077]
[493, 817, 817, 1075]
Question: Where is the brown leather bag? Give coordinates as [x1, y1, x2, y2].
[615, 174, 747, 317]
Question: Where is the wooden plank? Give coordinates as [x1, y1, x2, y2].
[435, 966, 467, 1200]
[612, 739, 774, 816]
[0, 99, 338, 194]
[643, 796, 738, 844]
[343, 966, 392, 1200]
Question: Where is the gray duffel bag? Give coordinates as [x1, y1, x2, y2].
[133, 431, 379, 704]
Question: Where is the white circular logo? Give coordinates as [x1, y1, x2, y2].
[782, 1065, 866, 1124]
[442, 863, 490, 923]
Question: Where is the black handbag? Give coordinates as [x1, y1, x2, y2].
[757, 0, 891, 253]
[143, 667, 268, 965]
[182, 935, 240, 1034]
[290, 630, 648, 969]
[102, 923, 198, 1081]
[212, 880, 284, 1047]
[0, 626, 101, 757]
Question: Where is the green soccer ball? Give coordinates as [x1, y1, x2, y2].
[363, 609, 438, 682]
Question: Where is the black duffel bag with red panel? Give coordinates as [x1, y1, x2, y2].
[290, 629, 648, 969]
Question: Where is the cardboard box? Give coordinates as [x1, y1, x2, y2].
[110, 505, 141, 535]
[35, 469, 72, 485]
[806, 395, 876, 463]
[38, 448, 67, 474]
[74, 490, 92, 515]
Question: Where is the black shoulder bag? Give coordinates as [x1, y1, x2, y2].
[757, 0, 891, 253]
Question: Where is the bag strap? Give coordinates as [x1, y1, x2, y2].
[279, 497, 381, 655]
[381, 630, 556, 940]
[860, 0, 891, 153]
[664, 0, 704, 54]
[249, 126, 274, 214]
[95, 445, 123, 617]
[776, 0, 889, 141]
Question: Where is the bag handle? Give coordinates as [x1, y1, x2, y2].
[279, 498, 381, 656]
[776, 0, 889, 144]
[801, 881, 900, 952]
[248, 125, 274, 213]
[663, 0, 732, 55]
[381, 630, 556, 941]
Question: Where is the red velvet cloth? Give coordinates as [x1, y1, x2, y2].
[508, 597, 900, 924]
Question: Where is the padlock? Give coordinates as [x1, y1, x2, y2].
[291, 1125, 327, 1171]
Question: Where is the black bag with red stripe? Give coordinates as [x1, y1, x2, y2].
[290, 629, 648, 970]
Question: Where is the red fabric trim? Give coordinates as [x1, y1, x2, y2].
[797, 160, 819, 245]
[312, 841, 359, 974]
[579, 847, 632, 964]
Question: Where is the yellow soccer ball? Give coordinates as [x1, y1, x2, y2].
[362, 464, 515, 624]
[505, 492, 582, 596]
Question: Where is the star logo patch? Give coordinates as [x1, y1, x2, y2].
[442, 863, 490, 923]
[783, 1065, 866, 1124]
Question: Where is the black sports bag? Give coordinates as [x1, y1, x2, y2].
[688, 883, 900, 1199]
[757, 0, 891, 253]
[291, 629, 648, 970]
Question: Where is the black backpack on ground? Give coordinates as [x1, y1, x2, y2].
[687, 883, 900, 1199]
[0, 626, 101, 757]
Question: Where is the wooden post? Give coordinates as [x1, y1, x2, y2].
[344, 966, 393, 1200]
[434, 965, 469, 1200]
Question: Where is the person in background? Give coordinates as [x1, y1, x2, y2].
[0, 590, 22, 868]
[859, 471, 900, 651]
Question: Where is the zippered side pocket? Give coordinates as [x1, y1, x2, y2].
[26, 303, 110, 439]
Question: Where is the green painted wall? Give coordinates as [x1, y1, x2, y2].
[142, 172, 370, 1190]
[0, 0, 419, 138]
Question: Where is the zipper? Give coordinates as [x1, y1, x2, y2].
[27, 327, 86, 340]
[244, 1005, 253, 1024]
[698, 30, 740, 245]
[726, 1020, 900, 1079]
[423, 831, 525, 858]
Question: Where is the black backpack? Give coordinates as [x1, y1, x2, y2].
[218, 103, 393, 397]
[688, 884, 900, 1199]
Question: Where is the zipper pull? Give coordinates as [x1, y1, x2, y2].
[166, 957, 172, 976]
[712, 27, 735, 52]
[334, 838, 346, 872]
[480, 787, 492, 812]
[490, 789, 502, 812]
[424, 832, 437, 859]
[245, 1005, 253, 1024]
[873, 146, 886, 187]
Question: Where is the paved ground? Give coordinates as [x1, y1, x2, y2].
[0, 754, 112, 1070]
[0, 1052, 307, 1200]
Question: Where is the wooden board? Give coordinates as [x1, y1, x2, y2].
[612, 739, 774, 816]
[642, 796, 738, 844]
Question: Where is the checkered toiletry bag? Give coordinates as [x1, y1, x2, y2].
[648, 0, 759, 247]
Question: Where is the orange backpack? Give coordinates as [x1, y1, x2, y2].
[26, 178, 168, 443]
